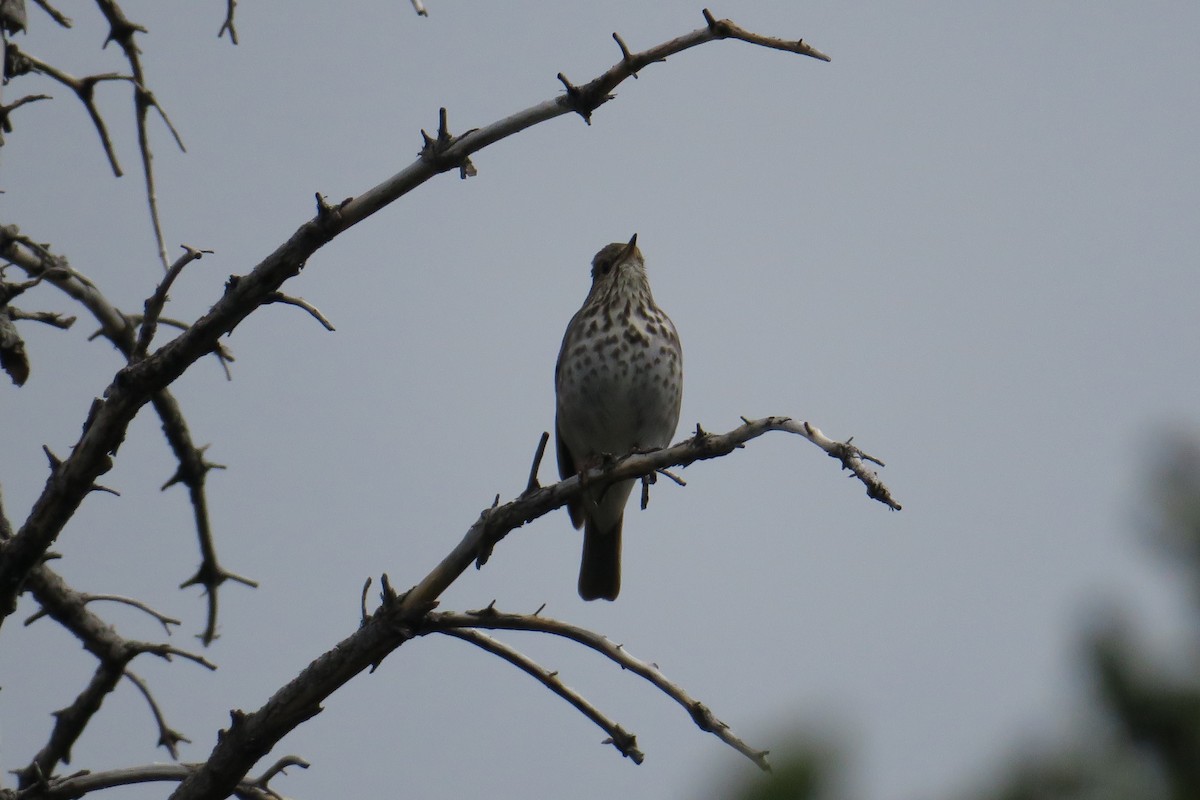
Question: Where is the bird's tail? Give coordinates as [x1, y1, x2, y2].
[578, 516, 622, 601]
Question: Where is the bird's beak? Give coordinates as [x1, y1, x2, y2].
[621, 233, 639, 259]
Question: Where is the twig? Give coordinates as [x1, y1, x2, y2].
[135, 245, 211, 359]
[428, 609, 770, 769]
[250, 756, 310, 797]
[24, 592, 181, 634]
[440, 627, 645, 763]
[23, 763, 288, 800]
[7, 308, 76, 329]
[217, 0, 238, 44]
[124, 670, 191, 758]
[264, 291, 336, 331]
[525, 431, 550, 494]
[409, 0, 428, 17]
[31, 0, 71, 26]
[4, 44, 134, 175]
[0, 92, 52, 134]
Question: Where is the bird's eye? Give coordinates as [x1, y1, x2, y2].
[599, 260, 613, 275]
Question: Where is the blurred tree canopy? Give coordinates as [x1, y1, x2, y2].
[732, 435, 1200, 800]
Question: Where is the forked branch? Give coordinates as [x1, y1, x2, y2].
[426, 608, 770, 769]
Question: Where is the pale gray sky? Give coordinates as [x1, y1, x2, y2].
[2, 3, 1199, 799]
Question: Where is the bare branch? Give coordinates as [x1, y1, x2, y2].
[0, 92, 52, 134]
[24, 591, 181, 633]
[124, 670, 191, 758]
[525, 431, 551, 493]
[16, 661, 126, 786]
[89, 0, 185, 269]
[161, 410, 879, 800]
[702, 8, 830, 61]
[217, 0, 238, 44]
[32, 0, 71, 27]
[135, 245, 211, 359]
[7, 307, 76, 328]
[399, 416, 897, 626]
[439, 626, 645, 764]
[134, 641, 218, 671]
[3, 44, 134, 175]
[17, 564, 215, 783]
[264, 291, 336, 331]
[1, 228, 254, 642]
[428, 609, 769, 769]
[409, 0, 427, 17]
[21, 763, 288, 800]
[250, 756, 310, 797]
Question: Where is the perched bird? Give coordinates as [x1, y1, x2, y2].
[555, 235, 683, 600]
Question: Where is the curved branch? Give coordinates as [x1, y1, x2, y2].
[124, 671, 191, 759]
[397, 415, 897, 621]
[159, 410, 882, 800]
[20, 762, 294, 800]
[439, 627, 645, 764]
[427, 608, 768, 768]
[24, 592, 181, 633]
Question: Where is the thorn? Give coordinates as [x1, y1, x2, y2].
[315, 193, 340, 223]
[361, 577, 373, 625]
[525, 431, 550, 494]
[557, 72, 593, 125]
[418, 109, 477, 178]
[612, 32, 637, 78]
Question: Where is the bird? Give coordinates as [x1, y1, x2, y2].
[554, 234, 683, 600]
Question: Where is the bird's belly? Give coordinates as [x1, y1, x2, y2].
[557, 339, 681, 457]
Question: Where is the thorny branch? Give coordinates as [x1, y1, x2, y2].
[404, 415, 896, 624]
[17, 563, 215, 786]
[0, 9, 835, 641]
[92, 0, 187, 270]
[3, 2, 186, 269]
[0, 227, 253, 645]
[163, 410, 887, 800]
[0, 10, 862, 800]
